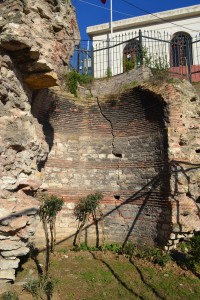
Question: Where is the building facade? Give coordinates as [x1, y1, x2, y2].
[87, 5, 200, 81]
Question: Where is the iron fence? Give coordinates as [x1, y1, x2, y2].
[71, 30, 200, 83]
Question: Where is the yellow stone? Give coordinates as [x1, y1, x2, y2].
[24, 71, 58, 89]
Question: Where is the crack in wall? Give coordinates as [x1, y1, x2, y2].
[96, 97, 121, 193]
[96, 97, 115, 154]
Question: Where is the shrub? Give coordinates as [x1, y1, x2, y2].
[137, 247, 171, 267]
[123, 241, 136, 257]
[23, 277, 54, 300]
[65, 69, 93, 97]
[74, 192, 103, 222]
[37, 192, 64, 275]
[23, 280, 41, 299]
[105, 67, 112, 78]
[73, 192, 103, 247]
[103, 243, 122, 254]
[65, 68, 79, 96]
[190, 233, 200, 262]
[124, 58, 134, 72]
[1, 292, 19, 300]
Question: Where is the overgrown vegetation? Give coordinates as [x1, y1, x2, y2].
[21, 193, 64, 300]
[23, 276, 54, 300]
[0, 292, 19, 300]
[136, 246, 171, 267]
[151, 55, 170, 80]
[124, 58, 135, 72]
[7, 242, 200, 300]
[65, 68, 93, 97]
[105, 67, 112, 78]
[173, 233, 200, 273]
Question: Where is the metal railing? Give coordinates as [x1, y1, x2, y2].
[71, 30, 200, 83]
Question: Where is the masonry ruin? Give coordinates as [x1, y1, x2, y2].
[31, 78, 200, 251]
[0, 0, 200, 284]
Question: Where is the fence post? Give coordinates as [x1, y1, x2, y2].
[139, 29, 143, 67]
[91, 45, 94, 78]
[186, 38, 192, 83]
[77, 43, 80, 73]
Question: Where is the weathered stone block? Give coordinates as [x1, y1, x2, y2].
[0, 258, 20, 270]
[0, 269, 15, 281]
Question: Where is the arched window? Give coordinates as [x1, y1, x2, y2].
[171, 32, 192, 67]
[123, 39, 140, 72]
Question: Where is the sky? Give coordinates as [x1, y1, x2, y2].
[71, 0, 200, 40]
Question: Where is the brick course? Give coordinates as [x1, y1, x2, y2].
[32, 84, 173, 247]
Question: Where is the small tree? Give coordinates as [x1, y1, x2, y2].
[37, 193, 64, 275]
[73, 192, 103, 247]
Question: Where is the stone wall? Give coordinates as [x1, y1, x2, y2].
[0, 0, 79, 89]
[0, 0, 79, 283]
[0, 0, 199, 284]
[32, 78, 200, 250]
[0, 49, 48, 283]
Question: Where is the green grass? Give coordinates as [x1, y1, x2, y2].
[4, 251, 200, 300]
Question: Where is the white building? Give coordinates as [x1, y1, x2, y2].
[87, 5, 200, 81]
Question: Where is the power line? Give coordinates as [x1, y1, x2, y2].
[77, 0, 135, 18]
[120, 0, 200, 33]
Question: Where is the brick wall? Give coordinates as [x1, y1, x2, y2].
[31, 78, 200, 250]
[32, 85, 172, 247]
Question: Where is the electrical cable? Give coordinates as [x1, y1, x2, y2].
[76, 0, 136, 18]
[119, 0, 200, 33]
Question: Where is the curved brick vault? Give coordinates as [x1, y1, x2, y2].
[32, 85, 172, 247]
[32, 80, 200, 249]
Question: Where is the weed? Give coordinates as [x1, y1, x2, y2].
[78, 73, 93, 85]
[190, 233, 200, 263]
[23, 276, 54, 299]
[99, 269, 112, 283]
[72, 242, 99, 252]
[123, 241, 136, 257]
[151, 56, 170, 81]
[174, 233, 200, 272]
[65, 69, 93, 97]
[177, 241, 191, 253]
[124, 58, 135, 72]
[137, 247, 171, 267]
[79, 242, 88, 251]
[75, 255, 84, 261]
[56, 247, 68, 254]
[105, 67, 112, 78]
[154, 56, 169, 71]
[81, 270, 96, 284]
[65, 68, 79, 97]
[43, 279, 54, 298]
[23, 279, 41, 299]
[122, 80, 138, 91]
[103, 243, 122, 254]
[1, 292, 19, 300]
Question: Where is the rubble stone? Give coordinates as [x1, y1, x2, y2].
[0, 0, 79, 283]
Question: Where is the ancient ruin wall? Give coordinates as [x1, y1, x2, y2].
[32, 86, 170, 248]
[0, 0, 79, 88]
[32, 80, 200, 250]
[0, 0, 79, 283]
